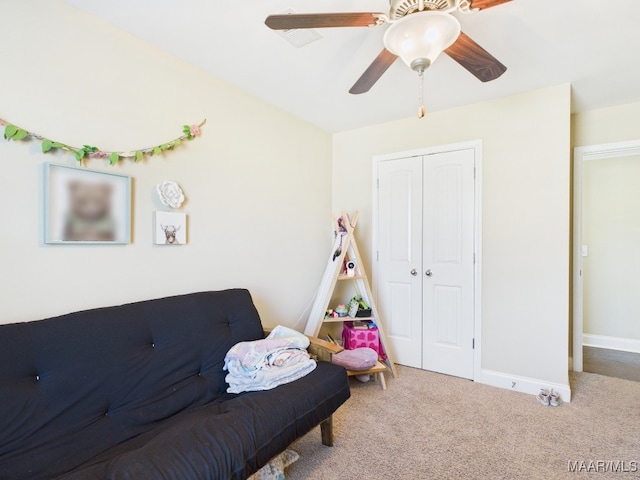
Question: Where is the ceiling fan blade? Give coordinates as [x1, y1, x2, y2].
[265, 12, 384, 30]
[349, 49, 398, 95]
[471, 0, 512, 9]
[445, 32, 506, 82]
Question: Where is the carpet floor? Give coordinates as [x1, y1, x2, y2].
[286, 366, 640, 479]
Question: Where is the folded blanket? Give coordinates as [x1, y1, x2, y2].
[225, 357, 316, 394]
[224, 325, 316, 393]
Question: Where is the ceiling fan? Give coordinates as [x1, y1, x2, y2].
[265, 0, 510, 95]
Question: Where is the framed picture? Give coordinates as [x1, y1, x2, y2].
[44, 163, 131, 244]
[154, 211, 187, 245]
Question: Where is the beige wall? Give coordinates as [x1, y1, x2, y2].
[573, 101, 640, 147]
[0, 1, 332, 325]
[582, 155, 640, 340]
[333, 84, 572, 388]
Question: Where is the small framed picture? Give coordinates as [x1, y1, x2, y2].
[154, 211, 187, 245]
[44, 163, 131, 244]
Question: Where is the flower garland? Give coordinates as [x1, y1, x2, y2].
[0, 116, 206, 165]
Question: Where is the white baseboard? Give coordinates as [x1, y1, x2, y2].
[478, 369, 572, 403]
[583, 334, 640, 354]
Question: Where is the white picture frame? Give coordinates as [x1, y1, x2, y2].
[154, 211, 187, 245]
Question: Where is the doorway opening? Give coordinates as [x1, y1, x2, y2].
[573, 139, 640, 381]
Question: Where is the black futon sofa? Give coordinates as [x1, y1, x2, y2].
[0, 289, 350, 479]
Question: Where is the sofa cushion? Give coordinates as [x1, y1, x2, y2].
[54, 361, 349, 480]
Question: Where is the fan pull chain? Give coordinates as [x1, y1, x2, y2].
[418, 71, 425, 119]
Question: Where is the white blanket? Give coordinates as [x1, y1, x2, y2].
[224, 325, 316, 393]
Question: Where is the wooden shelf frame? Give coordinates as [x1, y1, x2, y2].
[304, 211, 398, 380]
[346, 361, 388, 390]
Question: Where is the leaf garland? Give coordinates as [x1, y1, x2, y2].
[1, 117, 206, 165]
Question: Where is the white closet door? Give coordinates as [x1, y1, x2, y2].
[422, 149, 475, 379]
[377, 156, 423, 368]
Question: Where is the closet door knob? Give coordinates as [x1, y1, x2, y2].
[410, 269, 418, 276]
[425, 269, 433, 277]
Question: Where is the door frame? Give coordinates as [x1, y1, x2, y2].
[572, 139, 640, 372]
[372, 140, 483, 380]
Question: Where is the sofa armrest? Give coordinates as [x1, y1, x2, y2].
[307, 336, 344, 363]
[263, 328, 343, 363]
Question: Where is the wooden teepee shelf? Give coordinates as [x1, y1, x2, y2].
[305, 212, 398, 381]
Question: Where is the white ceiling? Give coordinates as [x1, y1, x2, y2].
[63, 0, 640, 132]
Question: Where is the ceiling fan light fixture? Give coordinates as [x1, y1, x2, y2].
[383, 11, 461, 72]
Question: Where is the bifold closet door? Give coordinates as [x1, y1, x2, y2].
[421, 149, 475, 379]
[377, 148, 475, 379]
[377, 156, 423, 368]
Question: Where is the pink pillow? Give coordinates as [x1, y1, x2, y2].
[332, 347, 378, 371]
